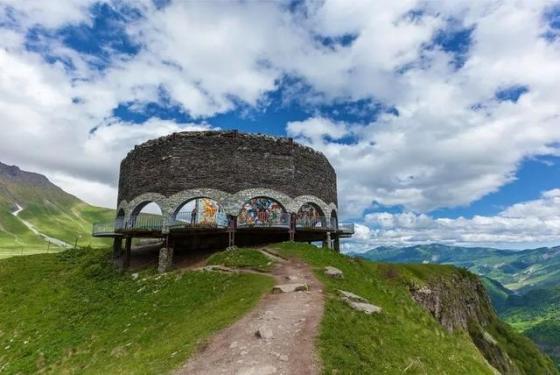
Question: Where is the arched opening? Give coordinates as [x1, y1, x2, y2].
[129, 201, 164, 230]
[330, 210, 338, 230]
[237, 197, 288, 228]
[115, 208, 125, 230]
[172, 198, 227, 228]
[296, 203, 326, 229]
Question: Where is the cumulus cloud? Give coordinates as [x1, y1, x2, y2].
[344, 189, 560, 252]
[1, 0, 560, 251]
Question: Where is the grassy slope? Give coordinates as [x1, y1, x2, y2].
[357, 244, 560, 292]
[0, 248, 274, 374]
[0, 201, 114, 258]
[276, 242, 557, 374]
[501, 287, 560, 366]
[357, 244, 560, 368]
[207, 248, 273, 272]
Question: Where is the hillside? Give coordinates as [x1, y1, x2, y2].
[0, 243, 556, 374]
[0, 162, 114, 258]
[352, 244, 560, 293]
[353, 243, 560, 368]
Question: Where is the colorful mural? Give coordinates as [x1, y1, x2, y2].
[297, 203, 324, 228]
[238, 197, 287, 227]
[175, 198, 227, 227]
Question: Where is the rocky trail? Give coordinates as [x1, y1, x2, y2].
[178, 249, 325, 375]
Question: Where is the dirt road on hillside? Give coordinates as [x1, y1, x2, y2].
[177, 251, 324, 375]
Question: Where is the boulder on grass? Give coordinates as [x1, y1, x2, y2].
[324, 266, 343, 278]
[338, 289, 382, 315]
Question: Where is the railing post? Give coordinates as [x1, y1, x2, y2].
[289, 213, 296, 241]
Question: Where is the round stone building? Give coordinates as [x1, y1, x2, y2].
[93, 130, 353, 271]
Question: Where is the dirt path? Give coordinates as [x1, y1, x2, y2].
[178, 251, 325, 375]
[11, 204, 71, 248]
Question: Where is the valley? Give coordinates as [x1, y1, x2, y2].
[352, 243, 560, 367]
[0, 162, 114, 258]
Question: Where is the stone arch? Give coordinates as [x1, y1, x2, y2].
[117, 200, 128, 216]
[237, 195, 289, 228]
[167, 188, 230, 218]
[330, 209, 338, 230]
[115, 208, 126, 230]
[225, 188, 294, 216]
[290, 195, 331, 217]
[296, 201, 327, 228]
[125, 192, 168, 225]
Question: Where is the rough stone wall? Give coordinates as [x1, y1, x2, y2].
[117, 131, 337, 206]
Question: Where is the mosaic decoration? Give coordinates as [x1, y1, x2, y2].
[297, 203, 324, 228]
[238, 197, 287, 226]
[176, 198, 226, 226]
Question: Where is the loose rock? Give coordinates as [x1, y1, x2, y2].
[338, 290, 368, 303]
[256, 326, 274, 340]
[338, 290, 382, 314]
[236, 365, 277, 375]
[324, 266, 344, 278]
[272, 283, 308, 293]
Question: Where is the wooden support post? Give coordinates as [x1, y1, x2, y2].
[289, 213, 296, 242]
[333, 235, 340, 253]
[112, 237, 123, 261]
[227, 215, 237, 249]
[123, 236, 132, 270]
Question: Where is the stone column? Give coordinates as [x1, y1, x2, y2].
[158, 247, 174, 273]
[322, 231, 332, 249]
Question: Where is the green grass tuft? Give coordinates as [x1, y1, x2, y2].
[274, 242, 557, 375]
[0, 247, 273, 374]
[206, 248, 273, 272]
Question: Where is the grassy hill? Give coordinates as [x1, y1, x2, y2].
[0, 243, 555, 374]
[353, 243, 560, 368]
[352, 244, 560, 293]
[0, 162, 114, 258]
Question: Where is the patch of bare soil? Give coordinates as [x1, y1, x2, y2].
[177, 252, 325, 375]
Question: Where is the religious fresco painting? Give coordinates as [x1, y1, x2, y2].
[238, 197, 288, 226]
[297, 203, 324, 228]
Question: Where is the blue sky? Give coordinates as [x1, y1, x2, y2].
[2, 1, 560, 250]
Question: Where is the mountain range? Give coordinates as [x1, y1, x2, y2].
[0, 161, 114, 258]
[351, 243, 560, 366]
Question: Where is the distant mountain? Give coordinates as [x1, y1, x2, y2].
[351, 243, 560, 368]
[0, 162, 114, 257]
[351, 243, 560, 292]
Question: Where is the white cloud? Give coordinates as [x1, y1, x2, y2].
[0, 0, 560, 251]
[347, 189, 560, 252]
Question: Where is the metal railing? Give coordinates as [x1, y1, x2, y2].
[128, 215, 164, 231]
[169, 211, 228, 229]
[92, 222, 118, 235]
[338, 223, 355, 234]
[237, 212, 291, 228]
[296, 216, 327, 229]
[92, 215, 355, 236]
